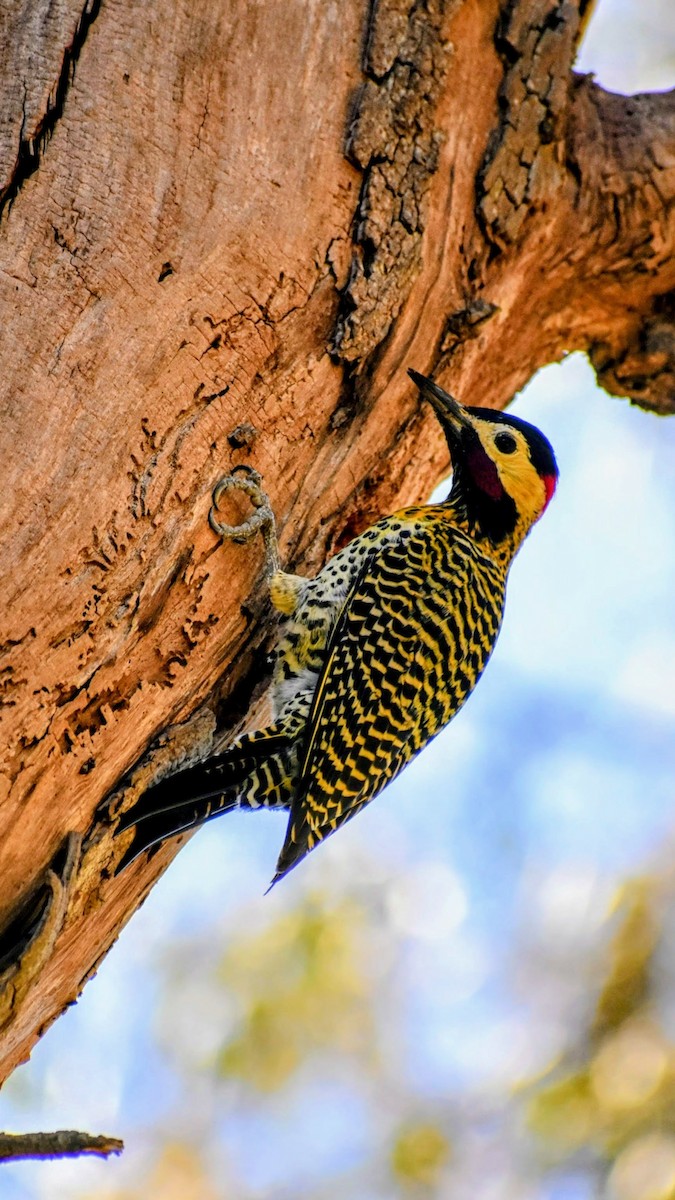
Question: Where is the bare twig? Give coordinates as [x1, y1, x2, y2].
[0, 1130, 124, 1162]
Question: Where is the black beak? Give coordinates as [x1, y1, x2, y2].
[408, 369, 474, 448]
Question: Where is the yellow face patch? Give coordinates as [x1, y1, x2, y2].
[474, 423, 549, 527]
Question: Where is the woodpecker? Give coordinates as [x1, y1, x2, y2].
[117, 370, 558, 885]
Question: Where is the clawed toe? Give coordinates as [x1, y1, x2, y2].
[209, 469, 279, 571]
[209, 470, 270, 539]
[230, 464, 263, 484]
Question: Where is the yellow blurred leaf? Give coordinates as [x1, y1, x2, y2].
[594, 881, 660, 1040]
[527, 1071, 597, 1150]
[610, 1132, 675, 1200]
[591, 1019, 670, 1114]
[85, 1142, 219, 1200]
[391, 1122, 450, 1188]
[216, 896, 376, 1090]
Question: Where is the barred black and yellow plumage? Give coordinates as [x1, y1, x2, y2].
[117, 370, 558, 885]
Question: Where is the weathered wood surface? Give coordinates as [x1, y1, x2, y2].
[0, 0, 673, 1085]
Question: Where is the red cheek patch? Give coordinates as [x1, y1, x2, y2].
[542, 473, 557, 511]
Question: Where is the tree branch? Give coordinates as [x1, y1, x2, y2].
[0, 1130, 123, 1162]
[570, 80, 675, 411]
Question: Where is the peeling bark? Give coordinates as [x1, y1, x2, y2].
[0, 0, 673, 1086]
[0, 0, 101, 216]
[335, 0, 454, 361]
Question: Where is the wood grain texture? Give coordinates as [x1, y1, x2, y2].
[0, 0, 673, 1084]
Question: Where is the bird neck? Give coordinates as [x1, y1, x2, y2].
[442, 477, 531, 567]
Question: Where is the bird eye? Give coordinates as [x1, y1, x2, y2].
[494, 431, 517, 454]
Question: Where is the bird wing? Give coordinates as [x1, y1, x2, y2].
[273, 521, 486, 880]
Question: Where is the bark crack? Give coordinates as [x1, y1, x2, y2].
[477, 0, 580, 251]
[333, 0, 456, 365]
[0, 0, 103, 223]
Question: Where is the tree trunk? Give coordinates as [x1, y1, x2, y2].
[0, 0, 673, 1086]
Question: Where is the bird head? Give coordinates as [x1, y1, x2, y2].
[409, 369, 558, 549]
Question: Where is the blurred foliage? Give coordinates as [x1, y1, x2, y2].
[113, 887, 460, 1200]
[135, 867, 675, 1200]
[216, 896, 376, 1090]
[391, 1122, 451, 1189]
[84, 1143, 220, 1200]
[594, 881, 661, 1039]
[64, 861, 675, 1200]
[528, 876, 675, 1200]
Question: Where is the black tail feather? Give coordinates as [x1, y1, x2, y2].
[116, 734, 291, 833]
[115, 791, 241, 872]
[267, 809, 317, 890]
[114, 733, 292, 872]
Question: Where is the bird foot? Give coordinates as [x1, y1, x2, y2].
[209, 465, 279, 572]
